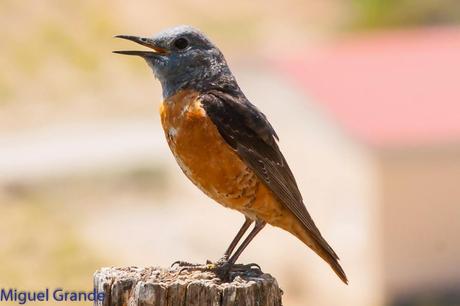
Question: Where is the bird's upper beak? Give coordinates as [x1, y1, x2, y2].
[113, 35, 168, 57]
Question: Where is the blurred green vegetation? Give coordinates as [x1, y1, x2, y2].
[0, 76, 12, 102]
[351, 0, 460, 29]
[0, 0, 121, 108]
[40, 22, 99, 73]
[0, 164, 170, 304]
[0, 198, 104, 305]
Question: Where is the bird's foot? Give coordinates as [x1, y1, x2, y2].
[171, 259, 262, 282]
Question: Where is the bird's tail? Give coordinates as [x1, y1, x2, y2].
[290, 219, 348, 284]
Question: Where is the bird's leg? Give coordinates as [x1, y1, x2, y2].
[172, 217, 253, 269]
[228, 220, 266, 265]
[212, 220, 266, 280]
[173, 220, 266, 282]
[220, 217, 253, 261]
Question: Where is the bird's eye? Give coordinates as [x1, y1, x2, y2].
[173, 37, 189, 50]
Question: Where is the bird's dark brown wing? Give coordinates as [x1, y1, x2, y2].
[200, 90, 338, 260]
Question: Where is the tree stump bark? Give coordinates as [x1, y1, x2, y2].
[94, 265, 283, 306]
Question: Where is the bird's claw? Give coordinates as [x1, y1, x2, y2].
[231, 262, 261, 271]
[171, 260, 201, 268]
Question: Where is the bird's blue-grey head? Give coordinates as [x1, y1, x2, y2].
[114, 25, 238, 98]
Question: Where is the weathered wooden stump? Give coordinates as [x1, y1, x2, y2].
[94, 265, 283, 306]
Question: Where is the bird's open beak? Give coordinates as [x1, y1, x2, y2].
[113, 35, 168, 57]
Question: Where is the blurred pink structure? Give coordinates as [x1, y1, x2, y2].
[279, 27, 460, 148]
[275, 27, 460, 305]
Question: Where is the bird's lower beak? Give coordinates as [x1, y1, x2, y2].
[113, 35, 168, 57]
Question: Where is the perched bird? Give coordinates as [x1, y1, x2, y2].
[114, 25, 347, 284]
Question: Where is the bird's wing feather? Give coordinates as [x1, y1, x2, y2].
[200, 90, 338, 259]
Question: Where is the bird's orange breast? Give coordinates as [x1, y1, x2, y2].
[159, 90, 294, 228]
[160, 90, 260, 212]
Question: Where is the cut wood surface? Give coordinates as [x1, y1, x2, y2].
[94, 265, 283, 306]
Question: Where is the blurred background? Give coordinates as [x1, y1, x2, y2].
[1, 0, 459, 305]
